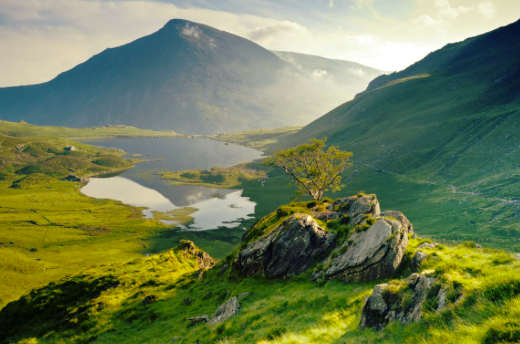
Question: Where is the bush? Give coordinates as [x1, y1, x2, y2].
[483, 276, 520, 302]
[483, 320, 520, 344]
[15, 164, 44, 175]
[266, 326, 287, 340]
[462, 241, 478, 249]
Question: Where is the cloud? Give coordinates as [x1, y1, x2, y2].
[248, 21, 310, 44]
[181, 23, 202, 38]
[329, 0, 334, 8]
[434, 0, 469, 19]
[347, 68, 365, 77]
[412, 14, 444, 28]
[477, 1, 497, 18]
[312, 69, 328, 77]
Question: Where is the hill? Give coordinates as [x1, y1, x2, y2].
[1, 198, 519, 344]
[0, 20, 379, 135]
[273, 18, 520, 247]
[273, 51, 383, 101]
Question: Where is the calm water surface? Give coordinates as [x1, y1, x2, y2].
[80, 137, 264, 230]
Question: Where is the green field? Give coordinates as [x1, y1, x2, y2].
[2, 215, 520, 344]
[0, 120, 181, 139]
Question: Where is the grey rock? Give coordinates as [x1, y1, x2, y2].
[380, 210, 414, 237]
[328, 194, 381, 224]
[187, 315, 209, 324]
[179, 240, 216, 271]
[411, 251, 428, 272]
[359, 273, 434, 329]
[514, 253, 520, 261]
[64, 145, 76, 151]
[65, 174, 89, 183]
[417, 242, 436, 250]
[317, 218, 409, 282]
[207, 296, 240, 325]
[436, 288, 447, 313]
[233, 214, 336, 278]
[238, 292, 250, 301]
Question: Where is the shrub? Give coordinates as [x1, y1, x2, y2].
[462, 241, 478, 249]
[266, 326, 287, 340]
[483, 320, 520, 344]
[483, 276, 520, 302]
[15, 164, 44, 175]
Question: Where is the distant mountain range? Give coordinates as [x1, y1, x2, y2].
[0, 19, 381, 135]
[279, 18, 520, 198]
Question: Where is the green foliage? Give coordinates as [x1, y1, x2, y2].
[92, 156, 128, 168]
[11, 174, 53, 189]
[483, 320, 520, 344]
[160, 164, 265, 189]
[265, 138, 353, 200]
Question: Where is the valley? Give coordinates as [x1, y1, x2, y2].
[1, 8, 520, 344]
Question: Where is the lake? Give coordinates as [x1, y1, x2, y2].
[80, 137, 264, 230]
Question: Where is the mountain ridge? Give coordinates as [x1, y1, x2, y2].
[0, 19, 380, 135]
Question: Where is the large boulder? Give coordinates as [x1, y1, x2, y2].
[315, 218, 409, 282]
[207, 297, 240, 326]
[315, 194, 381, 223]
[359, 273, 436, 329]
[233, 214, 336, 278]
[380, 210, 414, 237]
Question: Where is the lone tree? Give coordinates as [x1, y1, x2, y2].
[265, 138, 353, 201]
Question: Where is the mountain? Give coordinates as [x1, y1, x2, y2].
[0, 20, 380, 135]
[273, 50, 383, 99]
[273, 19, 520, 246]
[279, 19, 520, 196]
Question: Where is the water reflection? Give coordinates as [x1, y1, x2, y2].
[80, 138, 263, 230]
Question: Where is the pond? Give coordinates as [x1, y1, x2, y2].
[79, 137, 264, 230]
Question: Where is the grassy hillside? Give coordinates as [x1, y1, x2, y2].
[1, 210, 520, 344]
[272, 19, 520, 248]
[273, 51, 382, 105]
[0, 132, 248, 309]
[0, 120, 180, 139]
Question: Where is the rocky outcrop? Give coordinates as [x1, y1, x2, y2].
[314, 218, 409, 282]
[187, 315, 209, 324]
[380, 210, 414, 237]
[234, 194, 413, 282]
[313, 194, 381, 223]
[417, 242, 436, 250]
[179, 240, 216, 271]
[359, 273, 435, 329]
[411, 251, 428, 272]
[65, 174, 89, 183]
[207, 297, 240, 326]
[233, 214, 336, 278]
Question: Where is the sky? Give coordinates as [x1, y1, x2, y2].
[0, 0, 519, 87]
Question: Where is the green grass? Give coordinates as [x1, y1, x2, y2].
[234, 161, 520, 252]
[160, 164, 266, 188]
[2, 230, 520, 344]
[0, 120, 181, 139]
[263, 20, 520, 251]
[209, 127, 301, 151]
[0, 133, 247, 309]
